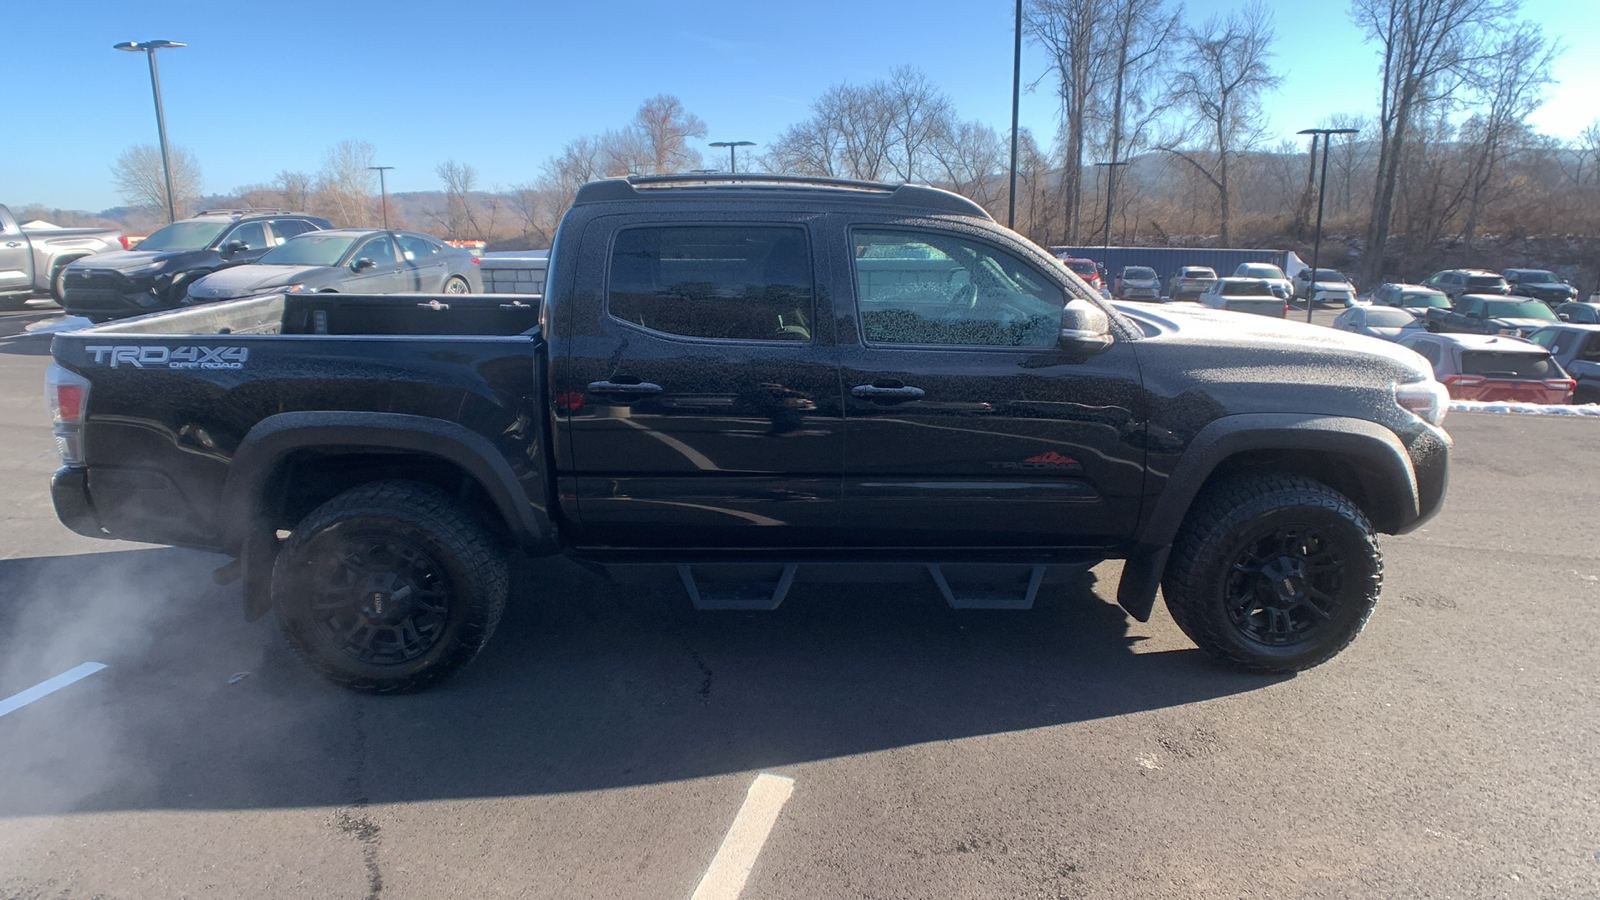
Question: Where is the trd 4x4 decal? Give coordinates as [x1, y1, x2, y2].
[85, 345, 249, 370]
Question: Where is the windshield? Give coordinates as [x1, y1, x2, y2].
[1484, 300, 1556, 320]
[259, 234, 358, 267]
[1402, 291, 1449, 308]
[1124, 267, 1156, 279]
[134, 220, 229, 251]
[1460, 350, 1558, 378]
[1220, 280, 1271, 296]
[1513, 270, 1559, 282]
[1364, 308, 1417, 327]
[1313, 269, 1347, 281]
[1467, 275, 1507, 289]
[1066, 260, 1097, 277]
[1181, 268, 1214, 277]
[1239, 264, 1283, 278]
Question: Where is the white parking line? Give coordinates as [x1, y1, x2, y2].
[0, 662, 107, 718]
[690, 773, 796, 900]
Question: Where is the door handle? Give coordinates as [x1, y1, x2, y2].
[3, 241, 20, 248]
[588, 379, 663, 394]
[851, 384, 926, 401]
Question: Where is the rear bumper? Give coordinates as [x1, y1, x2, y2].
[51, 466, 108, 539]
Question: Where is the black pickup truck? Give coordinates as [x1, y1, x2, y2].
[1424, 293, 1560, 338]
[47, 175, 1451, 692]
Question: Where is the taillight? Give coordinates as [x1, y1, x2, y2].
[469, 256, 480, 265]
[45, 362, 91, 465]
[118, 235, 131, 250]
[1442, 374, 1485, 386]
[1545, 378, 1575, 390]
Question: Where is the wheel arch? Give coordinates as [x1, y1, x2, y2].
[1116, 414, 1417, 622]
[221, 412, 553, 556]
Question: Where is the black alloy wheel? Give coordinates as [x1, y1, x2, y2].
[273, 480, 508, 693]
[1163, 474, 1382, 673]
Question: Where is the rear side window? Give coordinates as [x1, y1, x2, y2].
[1459, 351, 1557, 378]
[608, 226, 813, 342]
[269, 219, 316, 244]
[397, 234, 442, 260]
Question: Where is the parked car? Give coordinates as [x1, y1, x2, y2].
[46, 174, 1450, 691]
[1112, 265, 1160, 301]
[1332, 305, 1427, 342]
[1525, 324, 1600, 404]
[1421, 268, 1509, 302]
[1293, 267, 1358, 306]
[1233, 262, 1293, 299]
[1553, 302, 1600, 324]
[183, 229, 483, 302]
[1372, 283, 1450, 315]
[0, 203, 125, 308]
[1057, 256, 1104, 292]
[1501, 268, 1577, 306]
[1167, 266, 1216, 301]
[1424, 293, 1558, 338]
[60, 209, 330, 320]
[1399, 332, 1572, 403]
[1199, 277, 1289, 318]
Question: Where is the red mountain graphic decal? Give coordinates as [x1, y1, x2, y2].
[1024, 452, 1078, 465]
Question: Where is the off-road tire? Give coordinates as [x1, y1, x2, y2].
[272, 480, 509, 693]
[1162, 474, 1382, 673]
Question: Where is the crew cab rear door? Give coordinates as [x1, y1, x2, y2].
[836, 222, 1146, 548]
[555, 214, 846, 548]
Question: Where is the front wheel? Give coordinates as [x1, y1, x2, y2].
[1162, 474, 1381, 673]
[272, 480, 509, 693]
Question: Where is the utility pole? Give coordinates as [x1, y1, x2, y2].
[1297, 128, 1358, 324]
[1008, 0, 1022, 230]
[369, 166, 395, 228]
[1094, 160, 1130, 265]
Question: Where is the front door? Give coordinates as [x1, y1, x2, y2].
[558, 218, 845, 548]
[0, 215, 33, 294]
[344, 233, 409, 293]
[838, 226, 1147, 548]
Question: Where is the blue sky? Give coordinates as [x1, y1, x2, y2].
[8, 0, 1594, 212]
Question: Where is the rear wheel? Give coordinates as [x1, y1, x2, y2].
[443, 276, 469, 294]
[272, 480, 509, 693]
[1163, 474, 1382, 673]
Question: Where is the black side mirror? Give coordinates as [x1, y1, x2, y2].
[1059, 300, 1113, 355]
[222, 239, 248, 255]
[352, 257, 376, 271]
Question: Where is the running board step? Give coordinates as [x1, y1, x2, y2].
[677, 563, 797, 611]
[927, 564, 1046, 610]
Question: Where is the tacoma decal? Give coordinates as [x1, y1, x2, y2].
[85, 345, 249, 370]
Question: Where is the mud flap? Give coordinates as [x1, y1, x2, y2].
[1116, 544, 1171, 622]
[240, 530, 280, 622]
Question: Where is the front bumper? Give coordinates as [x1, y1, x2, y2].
[60, 269, 168, 317]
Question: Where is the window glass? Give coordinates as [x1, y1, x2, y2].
[354, 235, 396, 265]
[1364, 308, 1417, 327]
[135, 220, 229, 250]
[608, 226, 813, 342]
[1467, 275, 1508, 290]
[1583, 334, 1600, 361]
[260, 233, 356, 266]
[1484, 300, 1555, 320]
[269, 219, 315, 245]
[1459, 351, 1557, 378]
[397, 234, 442, 261]
[852, 229, 1063, 348]
[225, 222, 267, 251]
[1526, 329, 1557, 349]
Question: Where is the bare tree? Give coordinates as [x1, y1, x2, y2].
[1349, 0, 1518, 284]
[273, 170, 313, 211]
[1026, 0, 1106, 243]
[929, 120, 1006, 209]
[1160, 2, 1282, 245]
[435, 160, 483, 239]
[314, 140, 376, 227]
[1097, 0, 1180, 242]
[110, 144, 204, 217]
[882, 66, 955, 182]
[1457, 20, 1559, 248]
[538, 135, 604, 215]
[766, 81, 896, 181]
[632, 94, 707, 174]
[508, 183, 553, 248]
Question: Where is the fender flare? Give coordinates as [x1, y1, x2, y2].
[219, 411, 550, 552]
[1116, 413, 1417, 622]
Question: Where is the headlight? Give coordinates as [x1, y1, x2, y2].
[1395, 378, 1448, 427]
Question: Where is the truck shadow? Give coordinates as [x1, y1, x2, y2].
[0, 547, 1285, 817]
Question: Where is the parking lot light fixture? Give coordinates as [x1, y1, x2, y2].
[369, 166, 394, 229]
[709, 141, 756, 174]
[113, 40, 186, 224]
[1297, 127, 1359, 324]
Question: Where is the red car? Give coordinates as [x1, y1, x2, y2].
[1399, 333, 1574, 403]
[1051, 251, 1102, 291]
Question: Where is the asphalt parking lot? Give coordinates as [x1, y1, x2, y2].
[1, 303, 1597, 899]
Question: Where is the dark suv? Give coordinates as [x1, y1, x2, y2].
[1421, 268, 1509, 302]
[1501, 268, 1578, 306]
[59, 209, 330, 320]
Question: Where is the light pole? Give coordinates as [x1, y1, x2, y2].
[1094, 160, 1130, 266]
[113, 40, 185, 224]
[1008, 0, 1022, 230]
[709, 140, 755, 174]
[1297, 127, 1359, 324]
[369, 166, 394, 228]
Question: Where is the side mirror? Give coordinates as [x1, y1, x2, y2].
[352, 257, 376, 271]
[1059, 300, 1113, 355]
[1558, 312, 1571, 321]
[222, 239, 248, 255]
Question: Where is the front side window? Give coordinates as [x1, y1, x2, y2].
[353, 235, 396, 265]
[225, 222, 267, 251]
[608, 225, 813, 342]
[1525, 329, 1557, 349]
[852, 229, 1063, 348]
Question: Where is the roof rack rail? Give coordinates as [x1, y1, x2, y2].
[195, 207, 305, 217]
[573, 174, 991, 220]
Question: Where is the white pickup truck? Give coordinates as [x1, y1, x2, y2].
[0, 204, 125, 309]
